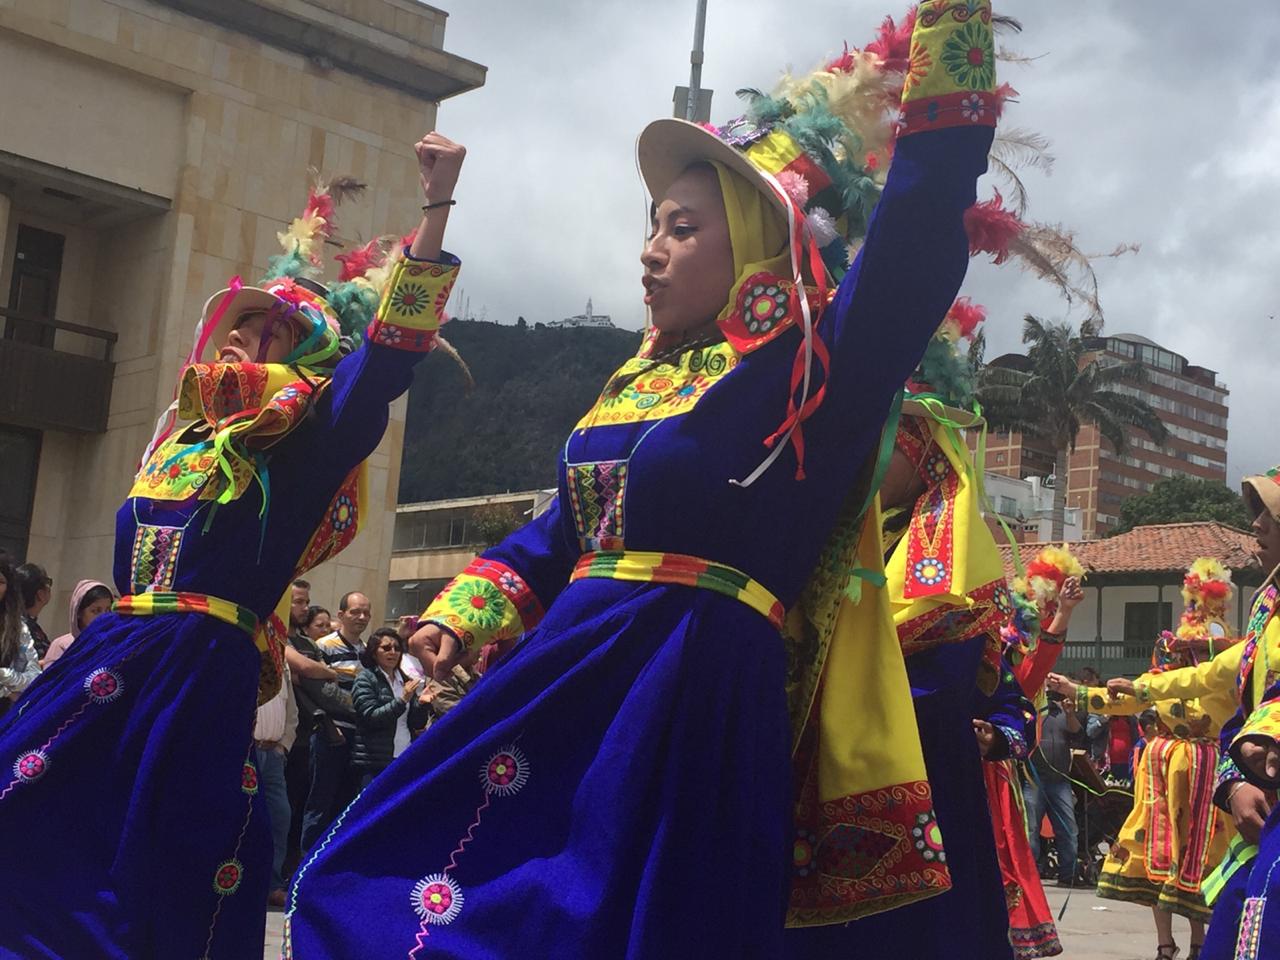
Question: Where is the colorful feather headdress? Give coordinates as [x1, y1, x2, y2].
[192, 171, 397, 371]
[1148, 557, 1234, 671]
[1002, 544, 1084, 654]
[139, 172, 410, 469]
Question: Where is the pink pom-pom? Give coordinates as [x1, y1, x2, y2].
[964, 190, 1024, 265]
[945, 297, 986, 341]
[775, 170, 811, 208]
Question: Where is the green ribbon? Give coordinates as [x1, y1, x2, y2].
[843, 566, 888, 603]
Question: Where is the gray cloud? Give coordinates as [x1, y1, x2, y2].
[436, 0, 1280, 480]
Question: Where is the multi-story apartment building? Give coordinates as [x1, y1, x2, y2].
[980, 333, 1229, 538]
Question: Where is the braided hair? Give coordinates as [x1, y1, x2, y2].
[604, 330, 726, 397]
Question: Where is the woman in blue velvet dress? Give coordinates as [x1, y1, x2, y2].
[0, 133, 466, 959]
[286, 7, 1002, 957]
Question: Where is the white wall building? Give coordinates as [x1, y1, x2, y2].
[984, 472, 1084, 542]
[548, 298, 614, 329]
[1002, 522, 1263, 677]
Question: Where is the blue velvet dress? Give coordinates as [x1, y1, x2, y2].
[285, 117, 995, 958]
[0, 255, 457, 959]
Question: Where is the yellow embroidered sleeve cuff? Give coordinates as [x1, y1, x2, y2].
[1077, 685, 1142, 716]
[366, 251, 460, 352]
[421, 557, 545, 652]
[899, 0, 997, 137]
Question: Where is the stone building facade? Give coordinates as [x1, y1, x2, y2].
[0, 0, 484, 619]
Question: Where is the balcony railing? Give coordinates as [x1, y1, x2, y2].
[0, 307, 116, 433]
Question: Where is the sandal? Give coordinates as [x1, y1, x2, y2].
[1155, 946, 1179, 960]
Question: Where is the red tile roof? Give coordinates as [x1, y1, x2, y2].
[998, 522, 1262, 580]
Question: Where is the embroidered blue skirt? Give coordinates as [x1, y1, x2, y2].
[0, 611, 269, 959]
[286, 578, 792, 959]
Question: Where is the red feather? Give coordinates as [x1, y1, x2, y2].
[964, 190, 1024, 265]
[335, 238, 389, 282]
[1200, 581, 1230, 601]
[399, 229, 418, 250]
[825, 41, 857, 74]
[865, 7, 917, 73]
[303, 188, 336, 236]
[992, 82, 1019, 119]
[1025, 558, 1066, 590]
[945, 297, 986, 340]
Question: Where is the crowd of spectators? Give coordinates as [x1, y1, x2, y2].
[0, 558, 483, 910]
[263, 578, 478, 907]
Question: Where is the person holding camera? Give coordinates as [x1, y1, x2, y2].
[1025, 679, 1084, 888]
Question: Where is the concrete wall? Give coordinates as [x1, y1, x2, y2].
[0, 0, 470, 625]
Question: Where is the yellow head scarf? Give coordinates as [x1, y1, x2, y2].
[708, 161, 790, 315]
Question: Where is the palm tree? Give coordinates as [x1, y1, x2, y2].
[977, 317, 1169, 540]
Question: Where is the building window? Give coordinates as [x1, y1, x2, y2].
[393, 512, 470, 551]
[1123, 601, 1172, 660]
[998, 495, 1018, 516]
[386, 578, 453, 623]
[5, 225, 65, 348]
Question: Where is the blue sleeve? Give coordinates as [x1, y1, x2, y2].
[420, 496, 579, 651]
[973, 659, 1037, 762]
[1215, 705, 1248, 810]
[821, 124, 992, 418]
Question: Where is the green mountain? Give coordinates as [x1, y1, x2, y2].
[399, 320, 642, 502]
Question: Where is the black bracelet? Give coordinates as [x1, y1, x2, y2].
[422, 199, 457, 212]
[1041, 629, 1065, 645]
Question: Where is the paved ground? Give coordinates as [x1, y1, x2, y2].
[264, 884, 1179, 958]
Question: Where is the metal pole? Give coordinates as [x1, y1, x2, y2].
[686, 0, 708, 121]
[1095, 584, 1104, 672]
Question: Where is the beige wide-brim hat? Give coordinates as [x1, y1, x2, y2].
[636, 118, 790, 220]
[1243, 470, 1280, 522]
[196, 287, 286, 363]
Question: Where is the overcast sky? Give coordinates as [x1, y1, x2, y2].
[432, 0, 1280, 481]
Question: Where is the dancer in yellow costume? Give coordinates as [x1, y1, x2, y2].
[1089, 468, 1280, 960]
[1048, 559, 1239, 960]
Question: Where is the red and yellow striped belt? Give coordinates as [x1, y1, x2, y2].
[114, 591, 259, 637]
[570, 550, 785, 630]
